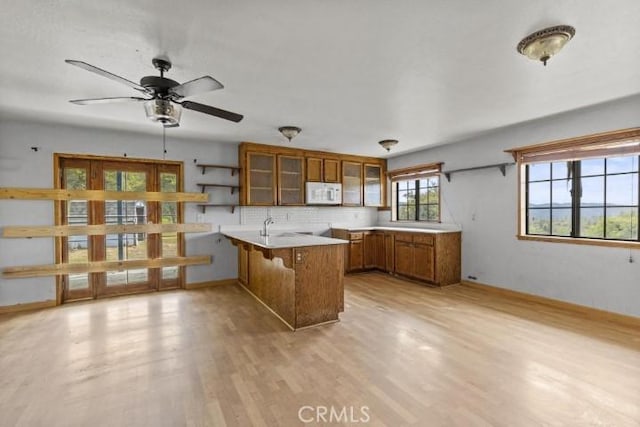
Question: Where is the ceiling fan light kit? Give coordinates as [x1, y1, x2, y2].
[144, 99, 182, 126]
[65, 57, 243, 126]
[517, 25, 575, 66]
[379, 139, 398, 152]
[279, 126, 301, 142]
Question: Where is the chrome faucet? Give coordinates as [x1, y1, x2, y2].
[260, 216, 274, 237]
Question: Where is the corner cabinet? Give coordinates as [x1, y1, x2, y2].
[332, 228, 461, 286]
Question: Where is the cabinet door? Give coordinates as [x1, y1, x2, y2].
[342, 161, 362, 206]
[324, 159, 340, 183]
[394, 241, 414, 277]
[384, 233, 394, 272]
[238, 245, 248, 285]
[278, 155, 305, 205]
[306, 157, 323, 182]
[363, 233, 377, 269]
[247, 152, 276, 205]
[348, 239, 364, 272]
[375, 233, 385, 269]
[413, 243, 435, 282]
[364, 164, 382, 206]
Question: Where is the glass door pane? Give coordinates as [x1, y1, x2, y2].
[103, 170, 149, 287]
[160, 172, 179, 281]
[63, 167, 91, 297]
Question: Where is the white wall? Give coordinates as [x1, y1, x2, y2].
[387, 94, 640, 317]
[0, 118, 377, 306]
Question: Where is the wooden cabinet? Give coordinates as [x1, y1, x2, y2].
[348, 239, 364, 272]
[364, 232, 384, 269]
[238, 244, 248, 285]
[244, 152, 276, 205]
[278, 155, 305, 205]
[384, 232, 395, 272]
[240, 142, 385, 207]
[324, 159, 340, 183]
[306, 157, 323, 182]
[394, 233, 435, 281]
[307, 157, 341, 183]
[364, 164, 383, 207]
[342, 161, 362, 206]
[333, 228, 461, 286]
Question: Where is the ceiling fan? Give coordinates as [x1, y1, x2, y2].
[65, 57, 243, 127]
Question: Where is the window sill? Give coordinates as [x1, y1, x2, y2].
[517, 234, 640, 249]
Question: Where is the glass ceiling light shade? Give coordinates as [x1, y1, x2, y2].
[379, 139, 398, 152]
[279, 126, 301, 142]
[517, 25, 575, 66]
[144, 99, 182, 126]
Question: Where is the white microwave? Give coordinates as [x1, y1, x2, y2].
[305, 182, 342, 205]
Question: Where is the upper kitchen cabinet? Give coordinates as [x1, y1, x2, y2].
[239, 142, 386, 207]
[342, 161, 362, 206]
[241, 151, 276, 205]
[306, 157, 340, 183]
[278, 155, 305, 205]
[363, 164, 383, 206]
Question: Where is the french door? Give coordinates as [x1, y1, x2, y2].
[57, 156, 183, 302]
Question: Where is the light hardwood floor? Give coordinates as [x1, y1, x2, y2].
[1, 273, 639, 426]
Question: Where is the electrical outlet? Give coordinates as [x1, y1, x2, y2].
[196, 214, 204, 223]
[287, 213, 292, 221]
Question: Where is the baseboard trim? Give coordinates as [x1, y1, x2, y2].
[185, 278, 238, 290]
[0, 299, 57, 315]
[460, 280, 640, 328]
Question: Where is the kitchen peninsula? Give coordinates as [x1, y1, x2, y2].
[223, 231, 348, 330]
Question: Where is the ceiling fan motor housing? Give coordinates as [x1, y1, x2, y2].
[140, 76, 180, 98]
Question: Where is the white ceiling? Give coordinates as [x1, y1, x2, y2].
[1, 0, 640, 157]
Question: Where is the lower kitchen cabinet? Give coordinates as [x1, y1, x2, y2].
[332, 228, 460, 286]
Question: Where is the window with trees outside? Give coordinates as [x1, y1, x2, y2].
[507, 129, 640, 246]
[388, 163, 442, 222]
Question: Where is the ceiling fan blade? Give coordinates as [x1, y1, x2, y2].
[169, 76, 224, 99]
[65, 60, 151, 94]
[181, 101, 243, 123]
[69, 96, 149, 105]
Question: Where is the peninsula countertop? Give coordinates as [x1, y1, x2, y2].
[222, 230, 348, 249]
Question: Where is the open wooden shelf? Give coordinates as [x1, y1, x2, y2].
[196, 164, 241, 176]
[197, 204, 238, 214]
[196, 183, 241, 194]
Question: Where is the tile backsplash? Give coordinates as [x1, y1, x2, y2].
[229, 206, 378, 234]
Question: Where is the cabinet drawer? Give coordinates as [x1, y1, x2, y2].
[413, 234, 434, 245]
[348, 232, 363, 241]
[394, 232, 414, 243]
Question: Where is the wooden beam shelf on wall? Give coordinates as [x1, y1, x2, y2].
[196, 164, 241, 176]
[2, 256, 212, 279]
[2, 223, 212, 238]
[195, 183, 241, 194]
[197, 204, 238, 214]
[0, 188, 208, 202]
[442, 162, 515, 182]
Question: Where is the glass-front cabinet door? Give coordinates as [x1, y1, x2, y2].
[342, 161, 362, 206]
[364, 164, 383, 206]
[278, 155, 305, 205]
[247, 152, 276, 205]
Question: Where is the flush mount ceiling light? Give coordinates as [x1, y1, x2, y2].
[378, 139, 398, 152]
[517, 25, 575, 66]
[279, 126, 301, 142]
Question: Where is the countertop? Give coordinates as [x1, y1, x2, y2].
[222, 230, 348, 249]
[332, 226, 461, 234]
